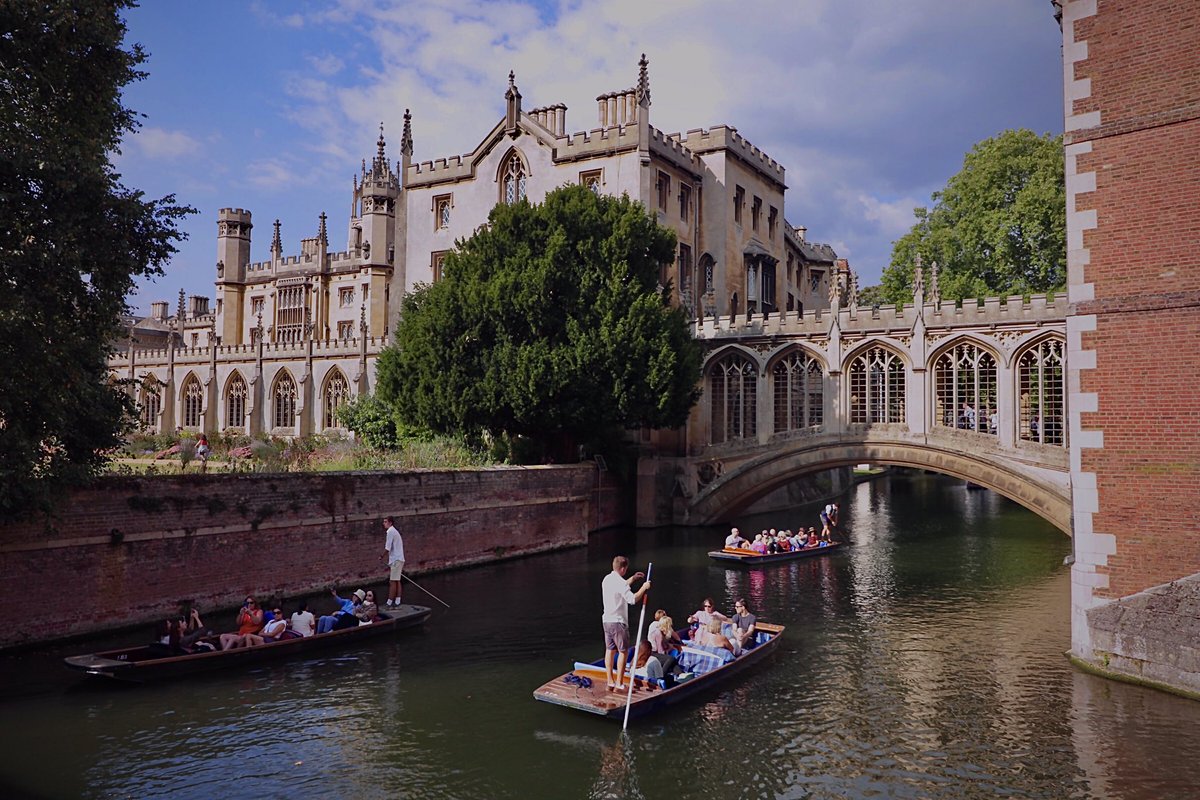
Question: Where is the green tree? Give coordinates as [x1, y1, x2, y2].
[880, 129, 1065, 304]
[0, 1, 193, 516]
[376, 184, 701, 459]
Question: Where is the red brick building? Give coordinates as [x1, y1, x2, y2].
[1062, 0, 1200, 693]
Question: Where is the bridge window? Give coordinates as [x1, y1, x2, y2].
[933, 343, 998, 434]
[226, 373, 247, 431]
[182, 374, 203, 429]
[709, 353, 757, 444]
[273, 372, 297, 431]
[772, 351, 823, 433]
[1018, 339, 1065, 446]
[848, 347, 905, 424]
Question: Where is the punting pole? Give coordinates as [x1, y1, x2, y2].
[622, 562, 652, 731]
[401, 573, 451, 609]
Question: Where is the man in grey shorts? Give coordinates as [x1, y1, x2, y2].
[601, 555, 651, 691]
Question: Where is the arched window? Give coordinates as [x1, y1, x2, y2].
[273, 372, 297, 430]
[1018, 338, 1065, 446]
[139, 380, 162, 431]
[323, 369, 349, 430]
[709, 351, 757, 444]
[182, 374, 203, 429]
[225, 373, 247, 431]
[848, 346, 905, 425]
[933, 342, 998, 434]
[772, 350, 823, 433]
[500, 151, 527, 204]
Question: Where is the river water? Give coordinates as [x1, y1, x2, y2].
[1, 472, 1198, 800]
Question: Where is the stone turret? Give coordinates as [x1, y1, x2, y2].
[359, 123, 399, 267]
[216, 208, 252, 285]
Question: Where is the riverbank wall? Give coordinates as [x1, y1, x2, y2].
[0, 464, 627, 649]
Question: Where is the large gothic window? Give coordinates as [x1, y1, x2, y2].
[139, 380, 162, 431]
[848, 346, 905, 425]
[182, 374, 203, 429]
[1018, 338, 1066, 446]
[273, 372, 297, 430]
[323, 369, 349, 430]
[501, 152, 527, 205]
[275, 284, 306, 343]
[772, 350, 823, 433]
[933, 342, 998, 434]
[226, 373, 247, 431]
[709, 351, 757, 444]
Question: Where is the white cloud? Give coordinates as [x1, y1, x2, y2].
[132, 127, 202, 160]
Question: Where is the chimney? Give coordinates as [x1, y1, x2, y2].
[189, 295, 210, 317]
[151, 301, 169, 320]
[797, 226, 807, 241]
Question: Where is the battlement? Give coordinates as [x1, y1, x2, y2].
[556, 124, 640, 161]
[678, 126, 786, 184]
[407, 152, 472, 185]
[218, 208, 252, 220]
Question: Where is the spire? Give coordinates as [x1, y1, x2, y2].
[636, 53, 651, 108]
[930, 260, 941, 305]
[271, 219, 282, 259]
[913, 253, 925, 305]
[400, 108, 413, 157]
[376, 122, 386, 162]
[505, 70, 522, 136]
[848, 271, 859, 314]
[177, 288, 186, 322]
[318, 212, 328, 246]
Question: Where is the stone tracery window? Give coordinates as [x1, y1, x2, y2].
[1018, 338, 1066, 446]
[709, 351, 757, 444]
[182, 374, 203, 429]
[772, 350, 823, 433]
[226, 372, 247, 431]
[138, 380, 162, 431]
[848, 346, 905, 425]
[323, 369, 349, 430]
[933, 342, 998, 434]
[273, 372, 297, 430]
[501, 152, 527, 204]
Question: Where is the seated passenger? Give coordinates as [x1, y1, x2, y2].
[316, 588, 363, 634]
[650, 615, 683, 654]
[241, 606, 288, 646]
[635, 640, 681, 688]
[220, 597, 264, 650]
[687, 598, 730, 632]
[701, 619, 735, 653]
[180, 607, 212, 649]
[751, 534, 768, 554]
[355, 590, 380, 623]
[724, 527, 749, 549]
[730, 598, 758, 650]
[290, 600, 316, 637]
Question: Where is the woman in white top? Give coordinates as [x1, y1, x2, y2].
[290, 600, 316, 637]
[240, 605, 289, 646]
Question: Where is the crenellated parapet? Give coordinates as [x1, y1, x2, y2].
[678, 126, 786, 186]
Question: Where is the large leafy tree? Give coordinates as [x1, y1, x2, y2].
[879, 129, 1065, 304]
[377, 184, 701, 457]
[0, 1, 193, 516]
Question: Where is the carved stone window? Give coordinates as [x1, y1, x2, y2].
[432, 250, 449, 282]
[709, 352, 757, 444]
[182, 374, 203, 429]
[226, 373, 247, 431]
[580, 169, 602, 194]
[501, 152, 527, 204]
[273, 372, 297, 430]
[773, 350, 823, 433]
[734, 186, 744, 224]
[810, 270, 823, 294]
[934, 342, 998, 433]
[434, 194, 452, 229]
[138, 380, 162, 432]
[768, 206, 778, 240]
[339, 287, 355, 308]
[752, 196, 762, 231]
[275, 285, 306, 343]
[657, 171, 670, 211]
[1018, 338, 1065, 446]
[323, 370, 349, 429]
[679, 184, 692, 220]
[337, 321, 354, 339]
[848, 347, 905, 424]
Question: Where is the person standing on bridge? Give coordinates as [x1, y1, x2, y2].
[601, 555, 650, 692]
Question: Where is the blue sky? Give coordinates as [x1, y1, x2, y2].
[116, 0, 1064, 312]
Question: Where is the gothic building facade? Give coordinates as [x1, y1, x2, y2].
[113, 57, 848, 437]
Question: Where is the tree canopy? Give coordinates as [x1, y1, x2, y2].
[376, 184, 701, 457]
[0, 1, 193, 516]
[878, 129, 1065, 304]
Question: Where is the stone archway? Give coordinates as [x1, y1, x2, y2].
[687, 436, 1071, 533]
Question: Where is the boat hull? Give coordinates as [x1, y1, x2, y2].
[63, 604, 432, 682]
[708, 542, 843, 565]
[532, 623, 783, 721]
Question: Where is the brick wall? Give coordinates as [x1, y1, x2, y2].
[1064, 0, 1200, 680]
[0, 465, 625, 649]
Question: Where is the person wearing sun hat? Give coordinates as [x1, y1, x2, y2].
[316, 588, 363, 634]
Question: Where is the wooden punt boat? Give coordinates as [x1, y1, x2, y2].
[63, 604, 432, 683]
[532, 622, 784, 721]
[708, 541, 843, 565]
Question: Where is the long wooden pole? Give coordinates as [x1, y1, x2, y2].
[622, 562, 652, 731]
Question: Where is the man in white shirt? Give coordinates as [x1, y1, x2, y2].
[383, 516, 405, 609]
[724, 527, 748, 549]
[601, 555, 651, 692]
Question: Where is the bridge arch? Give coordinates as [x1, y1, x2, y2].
[686, 436, 1072, 534]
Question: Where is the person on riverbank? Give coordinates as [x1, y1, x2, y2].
[195, 434, 210, 473]
[601, 555, 651, 692]
[383, 517, 405, 609]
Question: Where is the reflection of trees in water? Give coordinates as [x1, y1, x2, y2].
[588, 734, 644, 800]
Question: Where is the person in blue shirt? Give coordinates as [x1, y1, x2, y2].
[316, 588, 363, 634]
